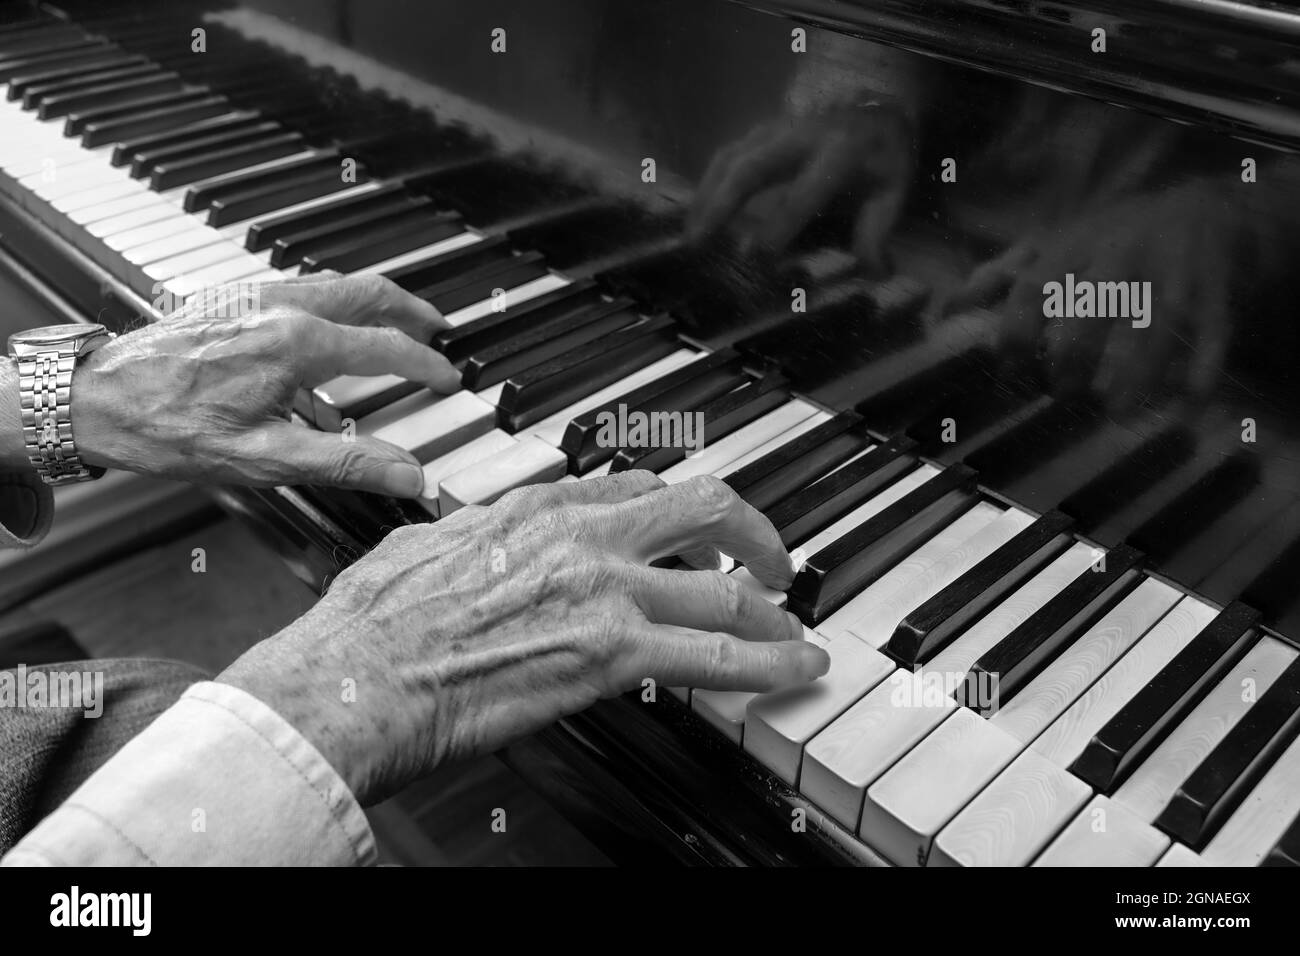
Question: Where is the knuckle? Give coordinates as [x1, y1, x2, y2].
[713, 573, 748, 624]
[326, 444, 374, 483]
[702, 636, 741, 685]
[685, 474, 735, 523]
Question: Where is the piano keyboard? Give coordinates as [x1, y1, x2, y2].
[3, 11, 1299, 868]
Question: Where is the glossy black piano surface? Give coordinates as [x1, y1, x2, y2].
[2, 0, 1299, 865]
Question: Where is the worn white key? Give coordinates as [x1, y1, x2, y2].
[439, 435, 568, 514]
[800, 542, 1098, 832]
[51, 178, 146, 214]
[657, 400, 821, 484]
[817, 501, 1009, 646]
[1155, 843, 1204, 866]
[932, 746, 1092, 867]
[1031, 596, 1221, 770]
[1033, 795, 1170, 867]
[442, 274, 571, 328]
[106, 214, 204, 253]
[520, 349, 701, 448]
[125, 226, 228, 264]
[689, 627, 828, 733]
[416, 429, 517, 518]
[1112, 635, 1297, 823]
[861, 708, 1020, 866]
[475, 381, 505, 407]
[86, 201, 182, 238]
[144, 240, 247, 281]
[989, 577, 1182, 744]
[174, 254, 274, 295]
[1199, 731, 1300, 866]
[357, 390, 495, 462]
[74, 191, 172, 227]
[743, 634, 895, 785]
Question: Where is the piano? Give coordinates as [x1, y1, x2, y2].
[2, 0, 1300, 867]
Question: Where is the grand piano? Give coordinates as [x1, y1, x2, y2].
[2, 0, 1299, 866]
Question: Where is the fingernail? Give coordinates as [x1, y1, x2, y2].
[381, 462, 424, 498]
[798, 643, 831, 680]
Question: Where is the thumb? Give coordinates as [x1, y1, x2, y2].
[263, 423, 426, 498]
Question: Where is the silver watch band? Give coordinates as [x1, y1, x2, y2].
[17, 348, 94, 485]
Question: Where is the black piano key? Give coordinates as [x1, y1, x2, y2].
[608, 371, 789, 474]
[884, 509, 1075, 667]
[113, 110, 262, 166]
[300, 214, 463, 274]
[460, 294, 637, 390]
[81, 95, 229, 147]
[247, 182, 410, 252]
[207, 170, 356, 227]
[1155, 656, 1300, 849]
[500, 314, 682, 433]
[788, 464, 980, 625]
[434, 279, 604, 361]
[959, 543, 1145, 712]
[34, 69, 179, 118]
[267, 194, 430, 267]
[420, 253, 551, 316]
[1263, 809, 1300, 866]
[767, 437, 917, 547]
[185, 150, 344, 213]
[0, 34, 100, 66]
[62, 82, 211, 134]
[562, 349, 746, 474]
[130, 120, 283, 177]
[149, 132, 303, 190]
[724, 411, 867, 513]
[0, 45, 117, 83]
[381, 231, 513, 292]
[0, 25, 85, 54]
[1070, 602, 1260, 792]
[16, 58, 153, 103]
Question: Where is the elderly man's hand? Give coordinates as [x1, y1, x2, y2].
[217, 473, 829, 804]
[74, 272, 459, 497]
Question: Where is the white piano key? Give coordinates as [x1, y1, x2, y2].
[416, 429, 518, 517]
[438, 434, 568, 514]
[727, 566, 787, 608]
[520, 348, 701, 448]
[713, 409, 832, 479]
[742, 634, 895, 786]
[357, 389, 495, 462]
[50, 178, 146, 214]
[105, 214, 203, 253]
[1199, 730, 1300, 866]
[791, 463, 939, 557]
[124, 225, 229, 264]
[142, 240, 248, 280]
[582, 461, 612, 480]
[356, 230, 482, 277]
[931, 746, 1092, 867]
[170, 253, 271, 295]
[657, 399, 821, 484]
[989, 576, 1182, 744]
[800, 543, 1101, 834]
[86, 200, 183, 238]
[1030, 596, 1221, 770]
[1033, 795, 1171, 867]
[77, 192, 177, 229]
[1156, 843, 1204, 866]
[816, 501, 1011, 646]
[442, 273, 571, 328]
[475, 381, 506, 407]
[1112, 635, 1297, 823]
[861, 708, 1021, 866]
[690, 627, 828, 740]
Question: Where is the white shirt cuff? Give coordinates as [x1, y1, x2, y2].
[2, 681, 377, 866]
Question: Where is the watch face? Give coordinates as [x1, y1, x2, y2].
[8, 324, 108, 353]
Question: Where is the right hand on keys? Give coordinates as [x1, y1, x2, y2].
[217, 472, 830, 804]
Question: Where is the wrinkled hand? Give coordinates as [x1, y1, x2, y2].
[218, 473, 829, 804]
[687, 105, 912, 274]
[75, 273, 460, 497]
[945, 180, 1236, 412]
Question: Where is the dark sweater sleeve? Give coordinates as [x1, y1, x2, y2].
[0, 466, 53, 550]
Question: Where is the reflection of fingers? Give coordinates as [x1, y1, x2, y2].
[851, 180, 907, 276]
[946, 242, 1038, 316]
[688, 131, 805, 240]
[756, 139, 856, 251]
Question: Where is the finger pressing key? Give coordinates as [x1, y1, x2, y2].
[631, 623, 829, 694]
[300, 318, 460, 393]
[631, 567, 803, 645]
[607, 476, 796, 589]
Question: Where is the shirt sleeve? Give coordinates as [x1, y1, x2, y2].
[0, 466, 53, 550]
[0, 681, 377, 866]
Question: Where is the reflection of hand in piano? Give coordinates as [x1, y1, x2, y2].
[686, 104, 912, 274]
[945, 177, 1238, 412]
[217, 472, 828, 804]
[71, 273, 460, 495]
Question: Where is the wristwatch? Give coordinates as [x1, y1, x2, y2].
[6, 323, 114, 486]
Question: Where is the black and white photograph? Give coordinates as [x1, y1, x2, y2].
[0, 0, 1297, 907]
